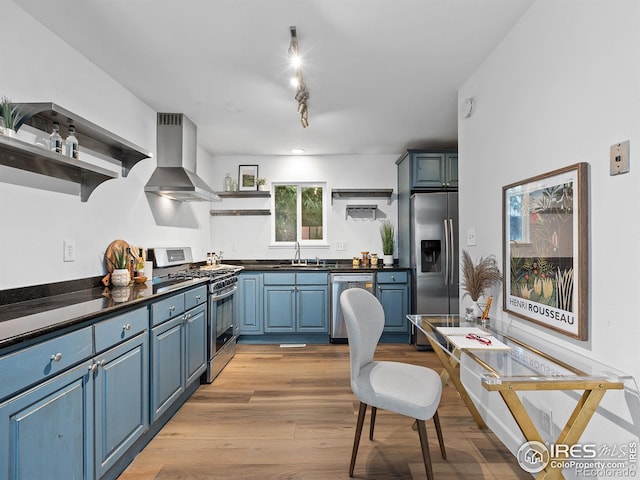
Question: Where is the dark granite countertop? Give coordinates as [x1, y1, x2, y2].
[0, 277, 210, 351]
[225, 260, 410, 273]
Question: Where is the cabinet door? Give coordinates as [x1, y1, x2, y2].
[445, 153, 458, 188]
[377, 284, 410, 333]
[151, 316, 185, 421]
[237, 273, 263, 334]
[412, 153, 446, 189]
[0, 360, 94, 480]
[184, 304, 207, 386]
[296, 285, 329, 332]
[94, 333, 149, 478]
[264, 286, 295, 332]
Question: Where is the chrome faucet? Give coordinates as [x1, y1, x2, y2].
[292, 241, 306, 266]
[293, 241, 301, 264]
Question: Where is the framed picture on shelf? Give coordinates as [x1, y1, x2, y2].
[502, 162, 589, 340]
[238, 165, 259, 191]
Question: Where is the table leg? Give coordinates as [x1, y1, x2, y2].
[425, 331, 487, 429]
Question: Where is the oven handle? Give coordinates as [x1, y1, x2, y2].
[210, 284, 238, 301]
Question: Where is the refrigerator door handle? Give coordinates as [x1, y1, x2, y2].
[448, 218, 455, 286]
[443, 218, 450, 285]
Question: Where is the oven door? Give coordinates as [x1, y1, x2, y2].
[208, 285, 237, 358]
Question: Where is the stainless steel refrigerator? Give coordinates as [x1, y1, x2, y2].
[410, 192, 459, 349]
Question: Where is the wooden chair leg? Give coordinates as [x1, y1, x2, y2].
[350, 402, 368, 477]
[416, 419, 435, 480]
[433, 410, 446, 459]
[369, 406, 377, 440]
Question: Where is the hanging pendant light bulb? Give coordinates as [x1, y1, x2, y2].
[289, 26, 309, 128]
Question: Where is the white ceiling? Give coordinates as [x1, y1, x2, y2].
[13, 0, 533, 156]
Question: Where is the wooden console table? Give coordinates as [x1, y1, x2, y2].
[407, 314, 631, 480]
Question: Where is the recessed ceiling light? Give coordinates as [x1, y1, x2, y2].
[291, 148, 305, 154]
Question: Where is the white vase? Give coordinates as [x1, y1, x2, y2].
[383, 254, 394, 266]
[4, 128, 16, 138]
[111, 268, 131, 287]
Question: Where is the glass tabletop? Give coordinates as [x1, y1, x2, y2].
[407, 314, 636, 391]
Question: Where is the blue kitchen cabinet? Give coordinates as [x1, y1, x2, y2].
[0, 326, 94, 479]
[410, 152, 458, 190]
[0, 358, 95, 479]
[297, 285, 328, 332]
[151, 287, 207, 422]
[237, 273, 264, 334]
[263, 272, 329, 334]
[93, 307, 149, 478]
[184, 303, 207, 385]
[376, 271, 410, 334]
[264, 285, 296, 332]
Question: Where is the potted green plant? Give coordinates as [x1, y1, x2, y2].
[0, 97, 25, 138]
[460, 249, 502, 318]
[105, 245, 131, 287]
[379, 220, 395, 266]
[257, 178, 267, 191]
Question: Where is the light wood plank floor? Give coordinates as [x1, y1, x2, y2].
[118, 343, 531, 479]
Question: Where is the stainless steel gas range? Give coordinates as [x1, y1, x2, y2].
[149, 247, 242, 384]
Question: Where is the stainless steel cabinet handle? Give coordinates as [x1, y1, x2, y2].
[195, 295, 201, 300]
[100, 359, 107, 368]
[169, 305, 176, 312]
[390, 275, 395, 281]
[123, 323, 131, 331]
[89, 363, 98, 373]
[51, 353, 63, 362]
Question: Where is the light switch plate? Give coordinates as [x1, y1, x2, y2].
[466, 228, 477, 246]
[63, 240, 76, 262]
[610, 140, 630, 176]
[335, 241, 347, 251]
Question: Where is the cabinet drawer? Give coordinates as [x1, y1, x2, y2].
[185, 285, 207, 310]
[0, 326, 93, 400]
[94, 307, 149, 353]
[376, 271, 408, 284]
[152, 293, 185, 326]
[263, 273, 296, 285]
[296, 272, 328, 285]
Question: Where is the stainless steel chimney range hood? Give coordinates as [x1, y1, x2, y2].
[144, 113, 220, 202]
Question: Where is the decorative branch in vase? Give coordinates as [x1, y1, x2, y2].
[460, 249, 502, 318]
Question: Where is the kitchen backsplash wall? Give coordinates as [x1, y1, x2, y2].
[208, 154, 398, 262]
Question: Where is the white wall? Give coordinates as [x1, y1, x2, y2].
[208, 154, 398, 261]
[0, 1, 213, 289]
[458, 0, 640, 472]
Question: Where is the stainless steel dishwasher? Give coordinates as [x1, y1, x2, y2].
[330, 273, 375, 343]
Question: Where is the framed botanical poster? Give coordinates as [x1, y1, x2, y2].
[503, 163, 589, 340]
[238, 165, 258, 191]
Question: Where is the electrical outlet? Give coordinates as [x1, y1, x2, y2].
[336, 241, 347, 251]
[610, 140, 630, 176]
[63, 240, 76, 262]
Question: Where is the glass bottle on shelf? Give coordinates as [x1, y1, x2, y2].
[223, 173, 232, 192]
[49, 122, 62, 154]
[65, 124, 79, 159]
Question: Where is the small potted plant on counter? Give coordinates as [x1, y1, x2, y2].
[105, 245, 131, 287]
[379, 220, 395, 266]
[257, 178, 267, 191]
[460, 249, 502, 318]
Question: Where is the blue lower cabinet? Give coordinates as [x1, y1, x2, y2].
[94, 333, 149, 478]
[376, 272, 410, 334]
[297, 286, 328, 332]
[151, 316, 185, 421]
[264, 286, 296, 332]
[151, 300, 207, 422]
[184, 304, 207, 386]
[237, 273, 263, 334]
[0, 360, 95, 480]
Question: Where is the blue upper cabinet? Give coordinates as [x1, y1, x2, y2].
[407, 151, 458, 190]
